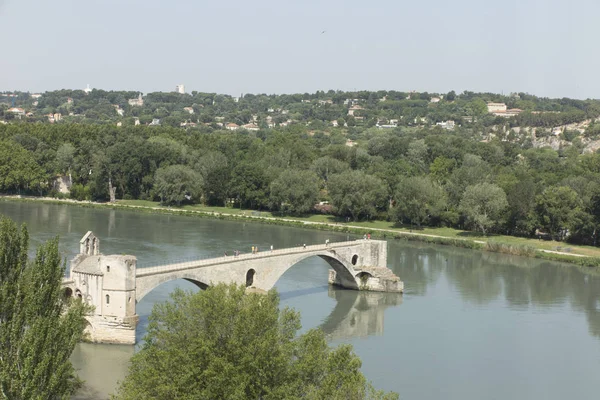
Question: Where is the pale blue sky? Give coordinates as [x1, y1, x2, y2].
[1, 0, 598, 98]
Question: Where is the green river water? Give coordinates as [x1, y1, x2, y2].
[1, 201, 599, 400]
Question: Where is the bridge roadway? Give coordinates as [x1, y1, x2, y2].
[134, 239, 389, 302]
[137, 242, 351, 275]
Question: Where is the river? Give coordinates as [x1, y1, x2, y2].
[1, 200, 600, 400]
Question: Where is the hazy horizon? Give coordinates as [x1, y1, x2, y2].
[1, 0, 599, 99]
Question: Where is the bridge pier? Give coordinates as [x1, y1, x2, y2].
[63, 233, 402, 344]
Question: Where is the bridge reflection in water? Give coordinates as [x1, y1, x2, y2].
[279, 285, 402, 340]
[321, 287, 402, 339]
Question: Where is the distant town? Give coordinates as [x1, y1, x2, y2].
[1, 85, 596, 143]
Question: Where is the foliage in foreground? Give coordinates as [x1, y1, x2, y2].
[0, 217, 89, 399]
[114, 284, 398, 400]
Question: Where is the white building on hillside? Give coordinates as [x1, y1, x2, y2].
[487, 102, 507, 113]
[128, 93, 144, 107]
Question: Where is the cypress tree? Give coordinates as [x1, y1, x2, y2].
[0, 217, 89, 399]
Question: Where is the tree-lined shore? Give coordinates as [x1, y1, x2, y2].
[1, 89, 600, 248]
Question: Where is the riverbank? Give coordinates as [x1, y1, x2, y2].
[3, 195, 600, 268]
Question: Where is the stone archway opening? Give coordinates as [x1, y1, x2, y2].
[355, 271, 373, 288]
[351, 254, 359, 265]
[63, 287, 73, 300]
[246, 269, 256, 287]
[75, 289, 83, 300]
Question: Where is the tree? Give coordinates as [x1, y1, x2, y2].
[114, 284, 397, 400]
[459, 183, 508, 235]
[194, 151, 230, 206]
[269, 169, 319, 215]
[392, 176, 446, 228]
[310, 156, 349, 187]
[466, 98, 488, 117]
[229, 162, 270, 209]
[502, 175, 538, 236]
[154, 165, 202, 206]
[0, 217, 88, 399]
[446, 154, 492, 205]
[535, 186, 583, 240]
[429, 156, 457, 185]
[0, 140, 47, 194]
[55, 143, 76, 176]
[328, 171, 388, 221]
[406, 139, 428, 172]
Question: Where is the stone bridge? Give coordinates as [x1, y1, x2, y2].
[63, 232, 403, 344]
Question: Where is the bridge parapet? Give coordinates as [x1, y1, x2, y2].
[137, 240, 371, 276]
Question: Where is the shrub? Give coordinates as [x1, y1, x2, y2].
[485, 241, 536, 257]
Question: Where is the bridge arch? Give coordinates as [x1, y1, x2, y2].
[254, 251, 360, 291]
[136, 273, 210, 303]
[136, 248, 361, 302]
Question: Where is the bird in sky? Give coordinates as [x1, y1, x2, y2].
[321, 30, 326, 34]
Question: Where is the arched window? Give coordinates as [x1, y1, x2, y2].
[106, 294, 110, 305]
[246, 269, 256, 287]
[106, 265, 110, 272]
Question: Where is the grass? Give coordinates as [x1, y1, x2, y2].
[114, 199, 600, 259]
[5, 195, 600, 266]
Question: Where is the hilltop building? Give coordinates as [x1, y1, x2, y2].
[487, 102, 507, 113]
[226, 123, 239, 131]
[128, 93, 144, 107]
[7, 107, 25, 116]
[175, 84, 185, 94]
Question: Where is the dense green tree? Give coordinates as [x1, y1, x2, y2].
[114, 284, 397, 400]
[446, 154, 492, 205]
[535, 186, 583, 240]
[55, 143, 76, 176]
[459, 183, 508, 235]
[0, 140, 47, 194]
[406, 139, 428, 172]
[311, 156, 350, 187]
[328, 171, 387, 220]
[392, 176, 446, 228]
[466, 98, 488, 117]
[229, 162, 270, 209]
[0, 217, 89, 399]
[501, 174, 538, 236]
[154, 165, 202, 206]
[194, 151, 231, 206]
[269, 169, 319, 215]
[429, 156, 457, 185]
